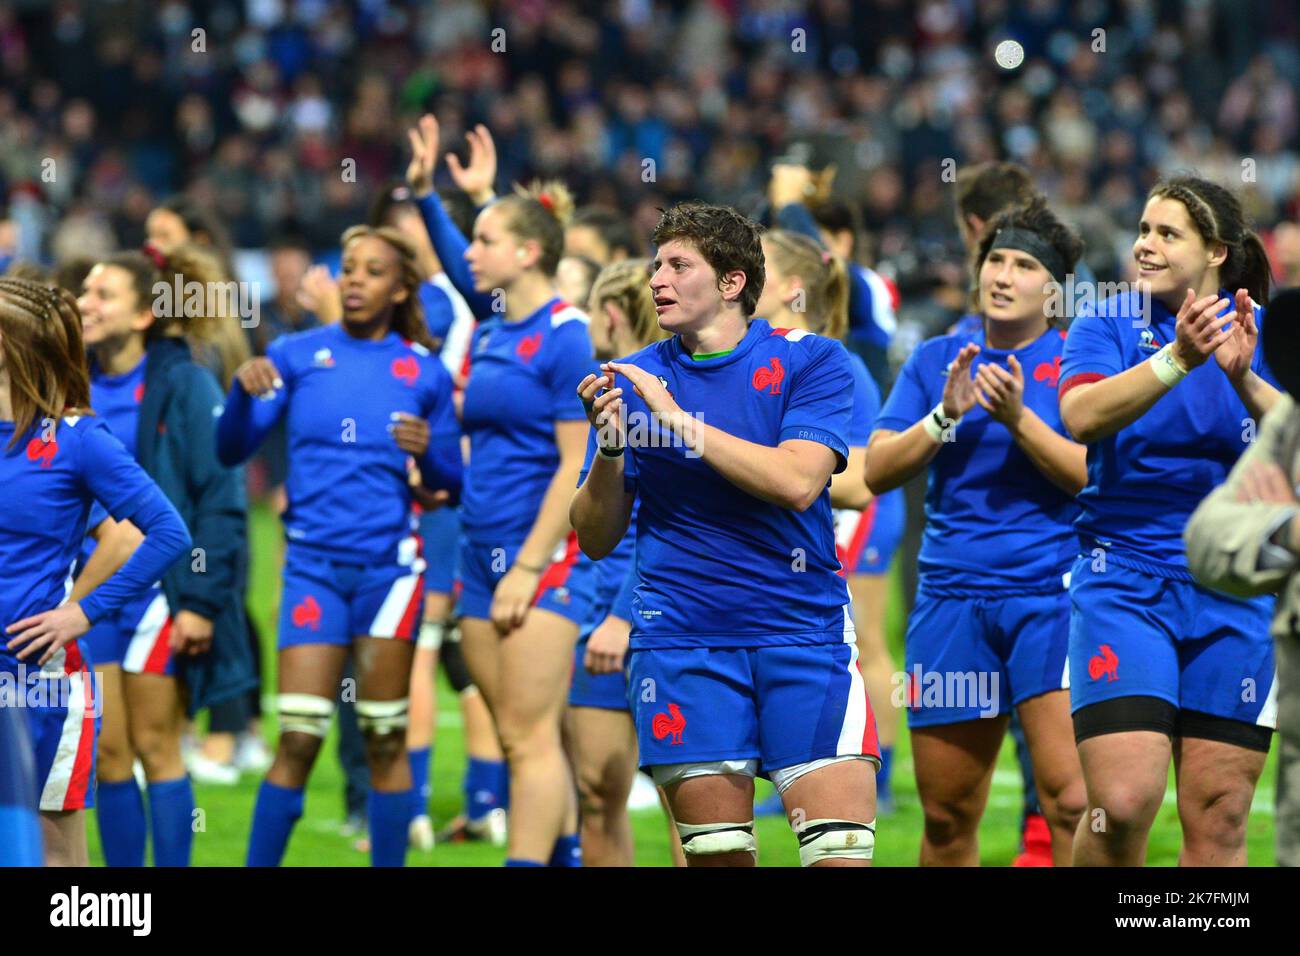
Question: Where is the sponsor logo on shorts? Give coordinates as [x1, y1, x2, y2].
[1088, 643, 1119, 682]
[651, 702, 686, 744]
[292, 595, 322, 631]
[752, 357, 785, 394]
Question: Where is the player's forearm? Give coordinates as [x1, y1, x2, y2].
[570, 454, 632, 560]
[671, 413, 828, 511]
[1230, 369, 1281, 423]
[865, 425, 941, 494]
[1059, 364, 1168, 443]
[829, 446, 872, 510]
[1006, 408, 1088, 497]
[69, 522, 143, 604]
[517, 459, 585, 569]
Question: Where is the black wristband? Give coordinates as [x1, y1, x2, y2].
[597, 444, 625, 458]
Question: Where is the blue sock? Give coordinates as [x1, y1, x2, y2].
[877, 746, 894, 800]
[147, 777, 194, 867]
[464, 757, 506, 821]
[369, 788, 412, 867]
[96, 778, 146, 867]
[504, 858, 544, 867]
[246, 780, 304, 867]
[408, 746, 432, 820]
[548, 832, 582, 867]
[493, 759, 510, 812]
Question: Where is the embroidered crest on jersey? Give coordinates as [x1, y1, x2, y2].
[391, 355, 420, 386]
[292, 595, 322, 631]
[1033, 356, 1062, 388]
[1088, 644, 1119, 682]
[516, 332, 543, 362]
[752, 357, 785, 394]
[26, 436, 57, 468]
[313, 348, 335, 368]
[651, 703, 686, 744]
[133, 382, 145, 403]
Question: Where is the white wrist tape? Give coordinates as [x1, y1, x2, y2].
[1149, 343, 1189, 388]
[922, 402, 959, 442]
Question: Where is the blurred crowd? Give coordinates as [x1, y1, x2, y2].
[2, 0, 1300, 326]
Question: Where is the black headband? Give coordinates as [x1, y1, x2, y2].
[989, 227, 1070, 283]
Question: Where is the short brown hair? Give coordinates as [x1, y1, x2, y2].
[651, 202, 765, 316]
[955, 161, 1036, 223]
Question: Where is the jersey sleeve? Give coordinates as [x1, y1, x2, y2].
[75, 422, 191, 624]
[544, 319, 596, 422]
[875, 341, 935, 433]
[777, 337, 853, 471]
[416, 193, 496, 319]
[417, 363, 464, 505]
[846, 354, 881, 447]
[1060, 307, 1125, 396]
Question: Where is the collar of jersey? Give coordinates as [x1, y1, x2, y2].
[497, 296, 562, 328]
[90, 353, 147, 383]
[974, 324, 1060, 359]
[670, 318, 767, 369]
[327, 322, 402, 349]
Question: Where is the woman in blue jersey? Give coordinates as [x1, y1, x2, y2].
[0, 277, 190, 866]
[866, 198, 1088, 866]
[406, 115, 596, 866]
[565, 258, 670, 866]
[768, 171, 911, 811]
[368, 184, 493, 850]
[751, 228, 901, 820]
[74, 245, 251, 867]
[572, 203, 878, 867]
[1059, 175, 1281, 866]
[217, 226, 462, 867]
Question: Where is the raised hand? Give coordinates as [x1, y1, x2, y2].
[941, 342, 981, 420]
[295, 264, 340, 323]
[1213, 287, 1258, 384]
[1172, 289, 1235, 370]
[406, 114, 441, 198]
[578, 370, 626, 450]
[446, 124, 498, 206]
[975, 353, 1025, 427]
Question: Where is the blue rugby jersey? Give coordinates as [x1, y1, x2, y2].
[875, 324, 1079, 590]
[215, 323, 462, 563]
[1060, 289, 1274, 574]
[597, 319, 854, 649]
[846, 352, 880, 445]
[88, 357, 146, 458]
[458, 298, 594, 545]
[0, 415, 189, 669]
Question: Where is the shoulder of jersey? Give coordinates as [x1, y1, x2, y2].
[1088, 290, 1142, 319]
[549, 301, 589, 327]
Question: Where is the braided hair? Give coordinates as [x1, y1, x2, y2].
[0, 277, 92, 448]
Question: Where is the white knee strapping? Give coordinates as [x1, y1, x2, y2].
[355, 698, 410, 735]
[277, 693, 335, 737]
[796, 818, 875, 866]
[416, 621, 446, 651]
[676, 820, 757, 860]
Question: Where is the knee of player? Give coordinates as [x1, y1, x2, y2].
[919, 793, 983, 838]
[1180, 787, 1253, 837]
[676, 819, 757, 863]
[1039, 776, 1088, 825]
[275, 693, 335, 766]
[356, 698, 411, 760]
[1089, 785, 1164, 834]
[795, 818, 876, 867]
